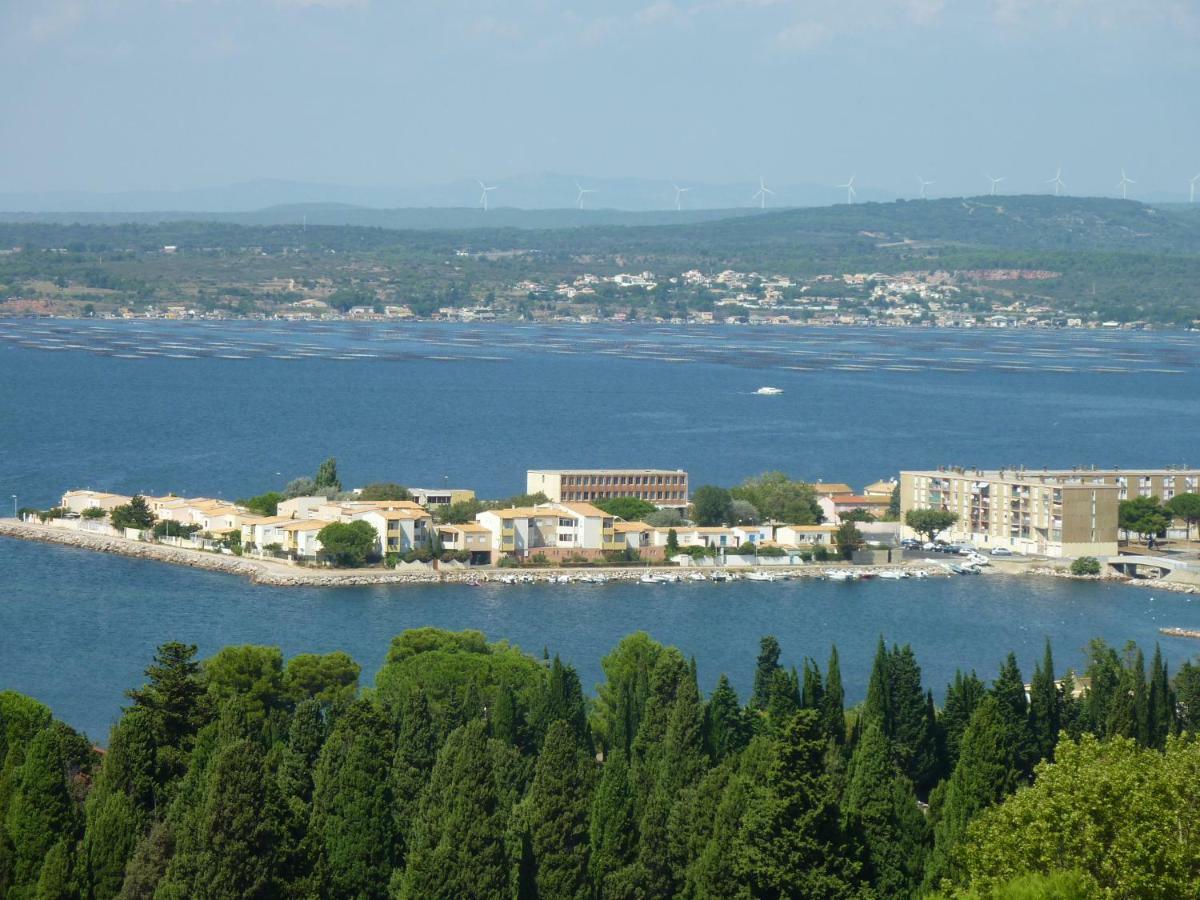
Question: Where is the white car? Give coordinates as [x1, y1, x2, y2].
[990, 547, 1015, 556]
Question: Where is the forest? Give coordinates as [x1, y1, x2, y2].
[1, 628, 1198, 899]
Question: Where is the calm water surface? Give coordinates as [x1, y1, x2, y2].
[2, 320, 1200, 738]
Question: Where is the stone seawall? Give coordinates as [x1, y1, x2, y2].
[0, 519, 958, 589]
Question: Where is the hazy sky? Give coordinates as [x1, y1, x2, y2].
[2, 0, 1198, 199]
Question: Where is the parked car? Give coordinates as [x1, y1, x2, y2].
[990, 547, 1014, 556]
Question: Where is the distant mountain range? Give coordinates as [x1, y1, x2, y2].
[0, 174, 894, 216]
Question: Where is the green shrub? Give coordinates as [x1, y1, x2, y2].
[1070, 556, 1101, 576]
[80, 507, 106, 520]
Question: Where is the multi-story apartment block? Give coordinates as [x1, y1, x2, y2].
[896, 466, 1184, 557]
[476, 502, 622, 561]
[526, 469, 689, 508]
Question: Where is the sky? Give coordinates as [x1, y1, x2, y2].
[1, 0, 1199, 203]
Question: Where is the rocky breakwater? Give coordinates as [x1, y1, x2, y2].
[0, 519, 440, 587]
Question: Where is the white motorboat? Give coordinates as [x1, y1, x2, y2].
[688, 571, 708, 582]
[640, 572, 668, 584]
[878, 570, 906, 579]
[745, 571, 779, 582]
[754, 386, 784, 395]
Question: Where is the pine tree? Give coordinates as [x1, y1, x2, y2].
[5, 727, 76, 895]
[750, 636, 782, 710]
[843, 722, 927, 897]
[1028, 640, 1061, 761]
[526, 721, 595, 900]
[125, 642, 208, 752]
[765, 668, 800, 726]
[399, 719, 508, 899]
[923, 696, 1020, 891]
[703, 675, 749, 763]
[588, 751, 636, 895]
[822, 646, 846, 746]
[734, 710, 862, 898]
[940, 670, 985, 773]
[309, 700, 396, 899]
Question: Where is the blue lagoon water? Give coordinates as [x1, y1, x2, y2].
[2, 320, 1200, 738]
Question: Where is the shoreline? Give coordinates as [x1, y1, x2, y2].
[2, 519, 954, 588]
[6, 518, 1195, 594]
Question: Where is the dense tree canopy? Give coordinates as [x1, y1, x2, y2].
[0, 628, 1195, 899]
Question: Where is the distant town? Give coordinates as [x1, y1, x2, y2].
[3, 263, 1175, 331]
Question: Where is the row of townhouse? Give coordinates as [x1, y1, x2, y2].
[60, 488, 857, 566]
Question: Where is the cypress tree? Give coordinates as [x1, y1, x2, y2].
[1147, 644, 1174, 749]
[1082, 639, 1121, 737]
[390, 689, 439, 867]
[887, 645, 939, 792]
[32, 838, 73, 900]
[193, 738, 280, 898]
[1130, 647, 1150, 747]
[991, 653, 1036, 774]
[399, 719, 508, 899]
[822, 645, 846, 746]
[1028, 640, 1061, 761]
[750, 636, 782, 710]
[5, 727, 76, 895]
[309, 700, 396, 899]
[734, 710, 862, 898]
[533, 657, 589, 749]
[843, 722, 928, 898]
[862, 637, 892, 734]
[588, 751, 636, 895]
[939, 670, 984, 773]
[80, 790, 142, 900]
[801, 659, 824, 711]
[703, 675, 749, 763]
[765, 668, 800, 726]
[98, 708, 159, 819]
[488, 683, 518, 747]
[923, 696, 1020, 891]
[526, 721, 595, 900]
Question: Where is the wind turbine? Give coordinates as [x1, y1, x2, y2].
[751, 176, 773, 209]
[836, 175, 856, 205]
[476, 180, 498, 211]
[575, 181, 596, 210]
[1117, 169, 1135, 200]
[1190, 173, 1200, 203]
[1046, 167, 1065, 196]
[985, 174, 1005, 196]
[672, 183, 693, 211]
[916, 176, 934, 199]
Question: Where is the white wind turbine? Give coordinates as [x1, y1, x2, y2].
[575, 181, 596, 209]
[916, 176, 934, 199]
[985, 174, 1005, 196]
[836, 175, 856, 205]
[476, 180, 498, 211]
[672, 183, 693, 211]
[751, 175, 773, 209]
[1046, 167, 1065, 196]
[1117, 169, 1135, 200]
[1190, 173, 1200, 203]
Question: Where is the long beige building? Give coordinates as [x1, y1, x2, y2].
[901, 466, 1200, 557]
[526, 468, 689, 508]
